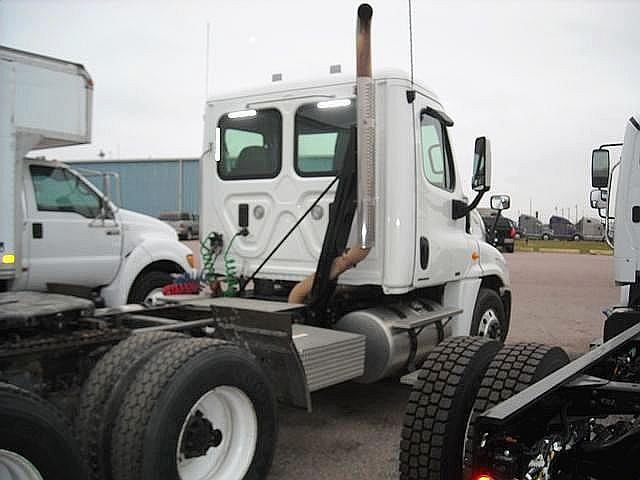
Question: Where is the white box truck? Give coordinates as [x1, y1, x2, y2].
[0, 46, 194, 306]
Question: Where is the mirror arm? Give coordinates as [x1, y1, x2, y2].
[452, 190, 486, 220]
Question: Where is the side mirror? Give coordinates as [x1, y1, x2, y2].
[592, 149, 610, 188]
[472, 136, 492, 192]
[490, 194, 510, 211]
[589, 189, 607, 210]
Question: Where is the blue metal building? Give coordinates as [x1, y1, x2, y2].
[68, 158, 199, 217]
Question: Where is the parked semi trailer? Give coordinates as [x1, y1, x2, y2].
[0, 5, 512, 480]
[400, 116, 640, 480]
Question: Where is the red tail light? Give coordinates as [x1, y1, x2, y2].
[508, 227, 516, 238]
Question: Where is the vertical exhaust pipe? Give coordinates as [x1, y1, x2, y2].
[288, 4, 375, 304]
[356, 3, 376, 249]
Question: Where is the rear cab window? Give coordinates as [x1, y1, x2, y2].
[294, 100, 356, 177]
[217, 108, 282, 180]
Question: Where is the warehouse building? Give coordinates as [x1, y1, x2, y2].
[67, 158, 199, 217]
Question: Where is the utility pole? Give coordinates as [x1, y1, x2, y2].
[529, 198, 532, 216]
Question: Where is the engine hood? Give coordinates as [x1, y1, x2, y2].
[116, 208, 179, 246]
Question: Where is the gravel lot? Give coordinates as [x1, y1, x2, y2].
[182, 243, 619, 479]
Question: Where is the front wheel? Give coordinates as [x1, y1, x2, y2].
[573, 234, 581, 241]
[470, 288, 509, 342]
[110, 338, 277, 480]
[542, 233, 550, 240]
[127, 270, 174, 305]
[399, 337, 501, 480]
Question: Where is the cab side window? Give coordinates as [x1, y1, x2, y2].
[30, 165, 102, 218]
[420, 113, 455, 191]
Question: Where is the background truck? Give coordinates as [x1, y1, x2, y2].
[0, 5, 512, 480]
[574, 215, 605, 242]
[549, 214, 579, 241]
[400, 116, 640, 480]
[518, 213, 554, 240]
[0, 46, 194, 307]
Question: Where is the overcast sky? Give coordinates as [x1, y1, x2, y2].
[2, 0, 639, 221]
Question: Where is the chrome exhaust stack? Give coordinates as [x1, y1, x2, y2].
[356, 3, 376, 249]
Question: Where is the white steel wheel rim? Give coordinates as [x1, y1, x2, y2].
[176, 386, 258, 480]
[143, 287, 164, 306]
[478, 308, 501, 339]
[0, 450, 44, 480]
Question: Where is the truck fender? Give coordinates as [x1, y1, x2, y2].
[101, 239, 192, 307]
[443, 278, 482, 337]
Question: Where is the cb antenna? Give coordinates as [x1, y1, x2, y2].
[406, 0, 416, 103]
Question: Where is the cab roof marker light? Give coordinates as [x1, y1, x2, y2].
[227, 109, 257, 119]
[317, 99, 352, 109]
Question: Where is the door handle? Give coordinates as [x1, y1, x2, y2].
[420, 236, 429, 270]
[106, 229, 121, 236]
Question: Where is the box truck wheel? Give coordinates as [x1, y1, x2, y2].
[0, 383, 86, 480]
[471, 288, 508, 341]
[76, 332, 185, 480]
[110, 338, 277, 480]
[127, 270, 173, 305]
[399, 337, 501, 480]
[462, 343, 569, 476]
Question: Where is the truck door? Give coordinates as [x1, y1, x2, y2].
[23, 164, 122, 291]
[414, 104, 472, 287]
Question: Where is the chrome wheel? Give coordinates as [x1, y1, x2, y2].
[477, 308, 502, 339]
[0, 450, 44, 480]
[176, 386, 258, 480]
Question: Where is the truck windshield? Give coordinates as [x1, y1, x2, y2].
[295, 101, 356, 176]
[217, 108, 282, 180]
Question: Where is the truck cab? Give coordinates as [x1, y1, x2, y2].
[0, 46, 193, 306]
[201, 68, 511, 341]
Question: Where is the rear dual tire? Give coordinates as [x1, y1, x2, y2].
[0, 383, 86, 480]
[110, 338, 277, 480]
[399, 339, 569, 480]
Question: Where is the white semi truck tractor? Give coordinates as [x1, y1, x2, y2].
[0, 46, 194, 307]
[401, 116, 640, 480]
[0, 5, 511, 480]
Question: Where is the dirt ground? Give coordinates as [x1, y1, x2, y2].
[182, 242, 619, 479]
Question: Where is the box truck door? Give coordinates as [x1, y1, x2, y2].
[23, 164, 122, 290]
[414, 106, 472, 286]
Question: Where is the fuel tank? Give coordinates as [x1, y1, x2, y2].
[334, 299, 452, 383]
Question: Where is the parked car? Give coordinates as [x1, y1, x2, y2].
[158, 211, 199, 240]
[479, 210, 516, 253]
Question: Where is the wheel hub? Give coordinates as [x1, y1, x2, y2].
[478, 308, 502, 339]
[181, 411, 223, 459]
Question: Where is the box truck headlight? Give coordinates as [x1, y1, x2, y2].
[2, 254, 15, 264]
